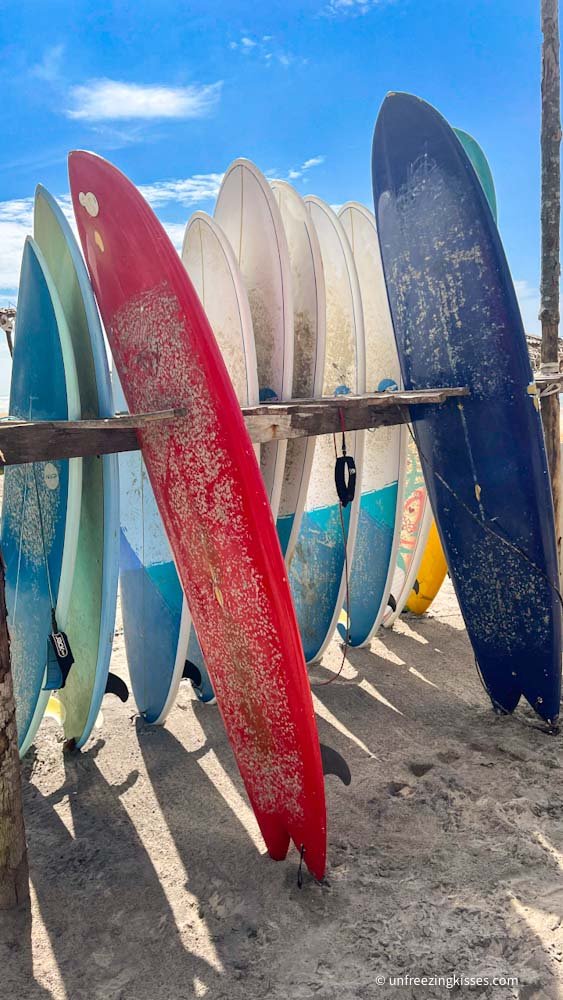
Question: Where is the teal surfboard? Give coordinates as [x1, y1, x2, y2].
[2, 238, 82, 755]
[34, 186, 120, 748]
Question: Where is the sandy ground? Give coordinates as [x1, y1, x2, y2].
[2, 580, 563, 1000]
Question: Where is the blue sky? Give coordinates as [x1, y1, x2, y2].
[0, 0, 546, 395]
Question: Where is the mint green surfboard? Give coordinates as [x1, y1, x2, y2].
[453, 128, 498, 222]
[34, 187, 119, 748]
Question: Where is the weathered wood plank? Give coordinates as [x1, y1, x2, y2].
[0, 409, 185, 466]
[0, 551, 29, 908]
[0, 389, 469, 464]
[242, 386, 469, 443]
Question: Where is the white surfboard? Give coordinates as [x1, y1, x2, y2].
[271, 180, 326, 563]
[181, 211, 260, 698]
[289, 196, 365, 663]
[182, 212, 260, 413]
[338, 203, 406, 645]
[214, 159, 293, 519]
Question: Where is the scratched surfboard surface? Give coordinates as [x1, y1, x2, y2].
[271, 181, 326, 563]
[289, 196, 365, 664]
[406, 127, 499, 616]
[2, 238, 81, 753]
[214, 159, 294, 521]
[338, 203, 406, 646]
[182, 210, 260, 703]
[69, 152, 326, 877]
[373, 93, 561, 723]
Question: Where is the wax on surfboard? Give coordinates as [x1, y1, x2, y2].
[373, 92, 561, 723]
[289, 196, 365, 664]
[70, 151, 327, 877]
[2, 238, 82, 755]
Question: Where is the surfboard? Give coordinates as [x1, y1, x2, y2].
[405, 520, 448, 616]
[70, 151, 327, 877]
[373, 92, 561, 723]
[382, 438, 433, 627]
[289, 196, 365, 663]
[338, 203, 406, 646]
[33, 186, 120, 748]
[2, 238, 82, 755]
[214, 159, 293, 520]
[181, 210, 261, 703]
[113, 372, 194, 721]
[270, 181, 326, 561]
[406, 128, 499, 616]
[454, 128, 498, 222]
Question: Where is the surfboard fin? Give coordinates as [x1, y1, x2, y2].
[105, 673, 129, 703]
[183, 659, 202, 686]
[387, 593, 397, 613]
[320, 743, 351, 786]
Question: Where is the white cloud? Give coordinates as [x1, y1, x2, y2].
[0, 195, 77, 303]
[161, 223, 187, 253]
[0, 198, 34, 299]
[302, 156, 325, 170]
[139, 173, 224, 209]
[286, 155, 325, 182]
[0, 174, 221, 302]
[32, 44, 65, 82]
[324, 0, 390, 15]
[66, 79, 222, 121]
[514, 279, 541, 334]
[229, 33, 303, 69]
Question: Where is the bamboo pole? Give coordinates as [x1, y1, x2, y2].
[0, 551, 29, 908]
[540, 0, 562, 567]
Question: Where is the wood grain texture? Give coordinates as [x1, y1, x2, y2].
[541, 0, 562, 569]
[0, 390, 468, 464]
[0, 553, 29, 909]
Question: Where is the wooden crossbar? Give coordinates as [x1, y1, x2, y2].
[0, 388, 469, 466]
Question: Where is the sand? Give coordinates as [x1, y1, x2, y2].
[2, 580, 563, 1000]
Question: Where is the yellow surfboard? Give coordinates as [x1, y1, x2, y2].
[405, 521, 448, 615]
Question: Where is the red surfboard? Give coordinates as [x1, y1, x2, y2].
[69, 152, 326, 879]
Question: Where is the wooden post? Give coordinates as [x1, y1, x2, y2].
[540, 0, 562, 567]
[0, 551, 29, 909]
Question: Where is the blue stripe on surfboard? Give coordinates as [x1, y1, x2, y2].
[339, 481, 398, 645]
[2, 242, 70, 749]
[276, 512, 294, 558]
[120, 531, 183, 723]
[289, 501, 351, 663]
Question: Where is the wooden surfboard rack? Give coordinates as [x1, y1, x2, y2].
[0, 387, 469, 467]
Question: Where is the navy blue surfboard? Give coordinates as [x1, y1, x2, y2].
[372, 93, 561, 723]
